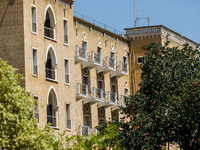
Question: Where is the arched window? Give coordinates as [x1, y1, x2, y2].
[46, 45, 57, 80]
[47, 88, 58, 127]
[44, 5, 56, 39]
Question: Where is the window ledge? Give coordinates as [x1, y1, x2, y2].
[31, 31, 37, 35]
[51, 126, 60, 130]
[32, 74, 38, 78]
[63, 43, 69, 47]
[65, 129, 72, 132]
[44, 36, 57, 42]
[46, 78, 58, 84]
[64, 83, 70, 86]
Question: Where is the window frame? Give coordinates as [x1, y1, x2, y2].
[32, 47, 38, 77]
[31, 5, 37, 34]
[66, 103, 71, 130]
[63, 18, 69, 46]
[33, 95, 39, 124]
[64, 58, 70, 85]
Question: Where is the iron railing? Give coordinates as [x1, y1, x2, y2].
[79, 125, 90, 136]
[44, 26, 54, 39]
[33, 64, 38, 75]
[46, 68, 55, 80]
[73, 11, 125, 37]
[77, 83, 88, 96]
[47, 115, 57, 127]
[65, 74, 69, 84]
[66, 119, 71, 129]
[32, 22, 36, 33]
[64, 34, 68, 44]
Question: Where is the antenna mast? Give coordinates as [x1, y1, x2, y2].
[134, 0, 136, 27]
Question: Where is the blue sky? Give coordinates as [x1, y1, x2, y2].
[73, 0, 200, 44]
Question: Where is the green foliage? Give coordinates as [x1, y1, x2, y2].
[120, 42, 200, 150]
[57, 122, 124, 150]
[0, 58, 59, 149]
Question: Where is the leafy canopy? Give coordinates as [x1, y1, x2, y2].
[121, 42, 200, 150]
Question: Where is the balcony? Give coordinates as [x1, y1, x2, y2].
[75, 45, 88, 64]
[46, 68, 56, 80]
[44, 27, 55, 40]
[79, 125, 97, 136]
[47, 115, 57, 127]
[82, 51, 103, 69]
[76, 83, 89, 100]
[97, 56, 116, 73]
[111, 61, 128, 78]
[82, 87, 104, 104]
[98, 91, 118, 108]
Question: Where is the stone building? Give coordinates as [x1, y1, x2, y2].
[0, 0, 198, 148]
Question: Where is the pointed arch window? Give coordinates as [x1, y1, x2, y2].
[46, 46, 57, 81]
[47, 89, 58, 128]
[44, 5, 56, 39]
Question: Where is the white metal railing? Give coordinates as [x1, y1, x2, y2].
[77, 83, 88, 96]
[79, 125, 90, 136]
[46, 68, 56, 80]
[110, 92, 117, 104]
[119, 61, 128, 73]
[47, 115, 57, 127]
[44, 26, 54, 39]
[76, 45, 88, 60]
[64, 34, 68, 44]
[33, 64, 38, 75]
[66, 118, 71, 129]
[65, 74, 69, 84]
[126, 27, 161, 36]
[32, 22, 36, 32]
[91, 51, 102, 65]
[92, 87, 103, 99]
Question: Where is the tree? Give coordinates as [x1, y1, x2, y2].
[120, 42, 200, 150]
[0, 58, 60, 149]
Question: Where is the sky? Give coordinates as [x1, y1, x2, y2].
[73, 0, 200, 44]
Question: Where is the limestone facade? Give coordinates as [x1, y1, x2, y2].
[0, 0, 198, 142]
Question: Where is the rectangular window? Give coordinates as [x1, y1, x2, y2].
[63, 19, 69, 45]
[110, 52, 115, 68]
[137, 56, 144, 64]
[32, 48, 38, 76]
[66, 103, 71, 129]
[31, 6, 37, 33]
[123, 56, 128, 72]
[64, 59, 69, 84]
[33, 96, 39, 123]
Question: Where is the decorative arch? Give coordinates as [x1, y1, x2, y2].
[46, 86, 59, 127]
[44, 4, 56, 39]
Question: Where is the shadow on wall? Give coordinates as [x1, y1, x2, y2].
[0, 0, 15, 26]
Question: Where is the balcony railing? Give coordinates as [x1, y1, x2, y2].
[77, 83, 88, 96]
[91, 51, 102, 65]
[92, 87, 103, 99]
[126, 27, 161, 36]
[33, 64, 38, 75]
[44, 26, 54, 39]
[32, 22, 36, 33]
[76, 45, 88, 60]
[34, 112, 39, 122]
[109, 58, 115, 69]
[46, 68, 56, 80]
[110, 92, 117, 104]
[66, 118, 71, 129]
[122, 62, 128, 73]
[65, 74, 69, 84]
[64, 34, 68, 44]
[47, 115, 57, 127]
[79, 125, 90, 136]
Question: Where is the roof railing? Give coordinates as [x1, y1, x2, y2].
[73, 11, 126, 37]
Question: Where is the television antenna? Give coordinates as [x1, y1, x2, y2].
[134, 0, 150, 27]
